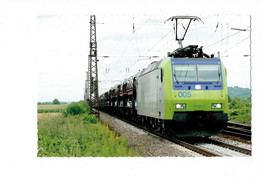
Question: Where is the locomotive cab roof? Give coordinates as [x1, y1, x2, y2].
[167, 45, 214, 58]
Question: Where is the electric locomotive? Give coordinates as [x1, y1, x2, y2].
[135, 45, 228, 137]
[99, 16, 228, 137]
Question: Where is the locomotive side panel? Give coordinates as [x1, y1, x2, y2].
[136, 69, 164, 119]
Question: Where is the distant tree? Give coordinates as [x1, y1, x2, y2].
[246, 97, 251, 102]
[52, 99, 60, 105]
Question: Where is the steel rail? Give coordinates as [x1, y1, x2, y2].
[222, 121, 252, 140]
[226, 126, 251, 135]
[204, 138, 251, 156]
[167, 137, 221, 157]
[227, 121, 251, 130]
[221, 130, 251, 140]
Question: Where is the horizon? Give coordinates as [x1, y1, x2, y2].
[38, 85, 251, 102]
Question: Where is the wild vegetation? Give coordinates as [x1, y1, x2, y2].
[63, 101, 90, 116]
[227, 86, 251, 124]
[37, 101, 141, 157]
[228, 97, 251, 124]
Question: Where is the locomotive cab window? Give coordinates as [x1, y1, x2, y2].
[173, 63, 221, 83]
[173, 64, 196, 82]
[197, 64, 221, 82]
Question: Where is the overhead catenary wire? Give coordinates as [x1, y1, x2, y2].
[142, 29, 173, 57]
[99, 23, 170, 78]
[116, 15, 153, 61]
[101, 15, 211, 70]
[204, 27, 248, 49]
[114, 28, 173, 79]
[98, 16, 153, 80]
[221, 36, 250, 57]
[204, 26, 250, 50]
[113, 17, 203, 78]
[103, 17, 245, 61]
[153, 16, 220, 56]
[99, 15, 250, 92]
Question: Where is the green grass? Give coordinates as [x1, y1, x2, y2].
[37, 102, 141, 157]
[37, 104, 68, 113]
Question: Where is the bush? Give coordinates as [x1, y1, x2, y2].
[63, 101, 90, 116]
[228, 97, 251, 124]
[82, 114, 98, 124]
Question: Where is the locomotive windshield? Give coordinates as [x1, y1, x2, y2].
[197, 64, 220, 82]
[174, 64, 196, 82]
[173, 64, 221, 83]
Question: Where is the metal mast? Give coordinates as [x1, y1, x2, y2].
[84, 71, 89, 102]
[87, 15, 99, 110]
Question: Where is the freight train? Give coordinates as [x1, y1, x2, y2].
[99, 17, 228, 137]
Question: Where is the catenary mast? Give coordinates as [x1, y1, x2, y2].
[85, 15, 99, 115]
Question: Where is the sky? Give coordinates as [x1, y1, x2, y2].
[36, 4, 252, 102]
[1, 1, 260, 182]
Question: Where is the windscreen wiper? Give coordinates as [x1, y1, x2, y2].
[174, 73, 179, 84]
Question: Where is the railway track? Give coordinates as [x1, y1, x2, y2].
[183, 137, 251, 156]
[221, 121, 251, 140]
[99, 110, 250, 157]
[206, 138, 251, 155]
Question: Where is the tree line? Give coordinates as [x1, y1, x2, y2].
[37, 99, 68, 105]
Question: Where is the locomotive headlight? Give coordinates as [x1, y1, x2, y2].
[176, 103, 186, 109]
[211, 103, 222, 109]
[195, 84, 202, 90]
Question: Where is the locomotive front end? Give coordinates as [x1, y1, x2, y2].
[162, 57, 228, 137]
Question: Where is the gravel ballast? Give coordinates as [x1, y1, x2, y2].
[99, 111, 202, 157]
[195, 143, 248, 157]
[210, 136, 252, 150]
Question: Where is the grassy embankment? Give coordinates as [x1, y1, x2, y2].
[37, 101, 141, 157]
